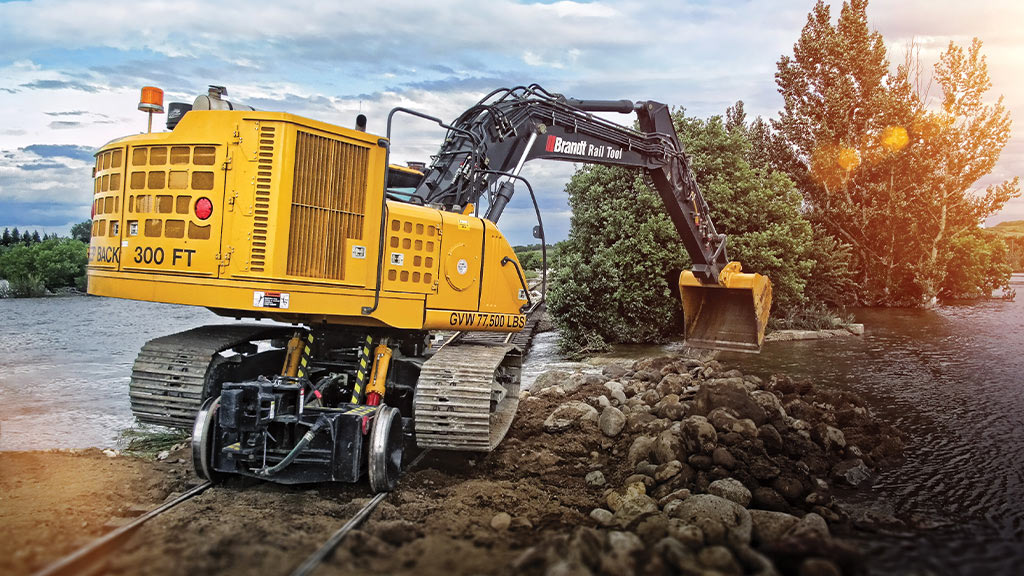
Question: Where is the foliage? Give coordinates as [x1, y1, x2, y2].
[989, 220, 1024, 272]
[687, 106, 816, 314]
[0, 237, 88, 295]
[70, 220, 92, 244]
[513, 242, 564, 271]
[802, 230, 858, 309]
[0, 273, 46, 298]
[773, 0, 1020, 305]
[548, 166, 687, 356]
[939, 228, 1012, 299]
[549, 107, 817, 356]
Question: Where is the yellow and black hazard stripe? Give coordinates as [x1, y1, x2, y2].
[349, 334, 374, 404]
[346, 405, 378, 416]
[297, 332, 315, 380]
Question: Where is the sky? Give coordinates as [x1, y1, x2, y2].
[1, 0, 1022, 246]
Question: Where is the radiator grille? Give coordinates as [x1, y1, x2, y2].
[287, 131, 369, 280]
[250, 126, 276, 272]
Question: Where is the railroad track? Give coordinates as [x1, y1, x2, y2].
[32, 451, 432, 576]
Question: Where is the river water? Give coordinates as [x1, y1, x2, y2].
[718, 275, 1024, 575]
[0, 297, 223, 451]
[2, 277, 1023, 574]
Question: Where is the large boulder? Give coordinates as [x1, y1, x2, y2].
[627, 436, 656, 467]
[534, 370, 571, 391]
[749, 509, 800, 546]
[695, 378, 767, 425]
[752, 390, 787, 423]
[604, 381, 628, 405]
[656, 373, 690, 397]
[612, 483, 659, 526]
[708, 478, 752, 507]
[654, 394, 687, 421]
[681, 415, 718, 454]
[599, 406, 626, 437]
[669, 494, 752, 547]
[707, 407, 758, 437]
[544, 401, 599, 432]
[832, 458, 871, 487]
[653, 429, 685, 465]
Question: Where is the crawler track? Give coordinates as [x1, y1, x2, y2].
[130, 325, 290, 428]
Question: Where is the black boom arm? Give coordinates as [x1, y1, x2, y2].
[409, 85, 729, 284]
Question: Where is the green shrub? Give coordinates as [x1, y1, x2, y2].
[3, 274, 47, 298]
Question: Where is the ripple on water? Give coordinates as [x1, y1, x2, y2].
[718, 298, 1024, 574]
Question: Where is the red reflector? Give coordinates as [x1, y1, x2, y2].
[195, 197, 213, 220]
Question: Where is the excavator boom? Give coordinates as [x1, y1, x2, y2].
[409, 85, 772, 352]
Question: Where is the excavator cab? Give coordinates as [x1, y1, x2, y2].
[679, 262, 772, 353]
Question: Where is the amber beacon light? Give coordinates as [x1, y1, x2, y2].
[138, 86, 165, 133]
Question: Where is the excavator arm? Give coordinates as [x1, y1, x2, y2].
[407, 85, 772, 352]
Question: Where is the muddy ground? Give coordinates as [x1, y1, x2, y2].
[1, 356, 900, 576]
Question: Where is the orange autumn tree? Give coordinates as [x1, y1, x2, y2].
[774, 0, 1018, 305]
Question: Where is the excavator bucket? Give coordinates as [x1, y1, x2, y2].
[679, 262, 772, 353]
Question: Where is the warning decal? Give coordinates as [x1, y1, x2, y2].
[253, 291, 290, 309]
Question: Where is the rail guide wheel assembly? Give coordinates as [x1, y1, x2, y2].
[368, 406, 405, 493]
[192, 395, 223, 483]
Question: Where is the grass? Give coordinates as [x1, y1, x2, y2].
[769, 303, 856, 332]
[117, 426, 190, 459]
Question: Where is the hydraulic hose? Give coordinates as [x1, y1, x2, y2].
[255, 415, 329, 477]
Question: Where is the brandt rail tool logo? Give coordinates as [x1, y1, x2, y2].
[545, 135, 623, 159]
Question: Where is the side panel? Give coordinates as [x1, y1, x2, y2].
[87, 147, 126, 270]
[478, 221, 529, 314]
[222, 118, 386, 287]
[380, 203, 443, 295]
[425, 212, 485, 312]
[120, 143, 226, 276]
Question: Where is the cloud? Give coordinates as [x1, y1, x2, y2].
[20, 79, 100, 92]
[1, 0, 1021, 241]
[22, 144, 95, 163]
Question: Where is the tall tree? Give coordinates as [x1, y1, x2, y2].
[774, 0, 1017, 304]
[10, 228, 21, 245]
[70, 220, 92, 244]
[1, 228, 10, 246]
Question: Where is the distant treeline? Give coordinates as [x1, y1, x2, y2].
[990, 221, 1024, 272]
[0, 221, 91, 297]
[512, 242, 565, 271]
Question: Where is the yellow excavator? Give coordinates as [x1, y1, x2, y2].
[87, 84, 771, 491]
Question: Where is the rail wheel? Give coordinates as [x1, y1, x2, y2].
[368, 406, 404, 493]
[191, 396, 224, 483]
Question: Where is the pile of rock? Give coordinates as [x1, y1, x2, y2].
[518, 356, 902, 575]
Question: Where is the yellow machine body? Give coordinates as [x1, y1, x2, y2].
[679, 262, 772, 352]
[87, 110, 530, 332]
